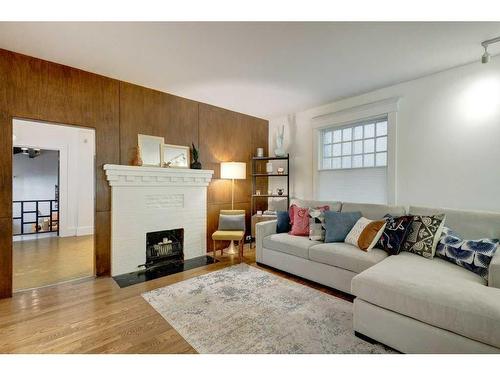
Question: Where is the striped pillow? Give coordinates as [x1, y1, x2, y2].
[345, 217, 386, 251]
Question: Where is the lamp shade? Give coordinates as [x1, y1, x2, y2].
[220, 162, 246, 180]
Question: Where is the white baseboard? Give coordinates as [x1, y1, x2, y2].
[60, 226, 94, 237]
[76, 226, 94, 236]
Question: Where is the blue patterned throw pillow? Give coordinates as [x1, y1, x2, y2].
[436, 227, 499, 280]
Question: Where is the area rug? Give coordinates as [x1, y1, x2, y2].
[142, 264, 394, 354]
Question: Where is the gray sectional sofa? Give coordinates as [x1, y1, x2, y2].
[255, 199, 500, 353]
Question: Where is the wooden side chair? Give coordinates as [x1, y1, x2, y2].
[212, 209, 245, 262]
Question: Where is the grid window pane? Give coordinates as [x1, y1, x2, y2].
[342, 142, 352, 155]
[324, 144, 332, 157]
[321, 117, 388, 170]
[364, 138, 374, 153]
[342, 128, 352, 141]
[364, 123, 375, 138]
[332, 157, 341, 169]
[342, 156, 351, 168]
[333, 130, 342, 143]
[332, 143, 341, 156]
[354, 126, 363, 140]
[376, 136, 387, 152]
[323, 131, 333, 144]
[353, 140, 363, 154]
[323, 158, 332, 169]
[353, 155, 363, 168]
[376, 121, 387, 136]
[376, 152, 387, 166]
[364, 153, 374, 167]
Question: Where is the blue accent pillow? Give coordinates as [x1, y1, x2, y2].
[436, 227, 499, 280]
[324, 211, 362, 243]
[276, 211, 291, 233]
[377, 214, 414, 255]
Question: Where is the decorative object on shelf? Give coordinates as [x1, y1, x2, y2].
[162, 144, 190, 168]
[257, 210, 263, 215]
[131, 145, 143, 166]
[190, 142, 202, 169]
[277, 188, 284, 196]
[277, 167, 285, 175]
[256, 189, 261, 195]
[268, 190, 272, 195]
[138, 134, 164, 167]
[221, 162, 247, 209]
[274, 125, 286, 157]
[256, 147, 264, 157]
[266, 162, 273, 174]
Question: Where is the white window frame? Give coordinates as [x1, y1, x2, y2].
[319, 116, 388, 171]
[311, 97, 400, 205]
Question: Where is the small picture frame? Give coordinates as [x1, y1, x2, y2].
[162, 144, 190, 168]
[138, 134, 164, 167]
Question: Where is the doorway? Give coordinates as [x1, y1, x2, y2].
[12, 119, 96, 291]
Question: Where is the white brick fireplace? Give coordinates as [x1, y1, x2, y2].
[104, 165, 214, 276]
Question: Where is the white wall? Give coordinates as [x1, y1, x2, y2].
[269, 58, 500, 212]
[13, 119, 95, 236]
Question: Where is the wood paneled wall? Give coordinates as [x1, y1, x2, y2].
[0, 49, 268, 298]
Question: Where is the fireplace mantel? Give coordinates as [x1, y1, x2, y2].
[104, 164, 214, 276]
[103, 164, 214, 187]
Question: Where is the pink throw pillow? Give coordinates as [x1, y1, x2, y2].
[289, 206, 310, 236]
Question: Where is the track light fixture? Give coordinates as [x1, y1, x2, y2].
[481, 36, 500, 64]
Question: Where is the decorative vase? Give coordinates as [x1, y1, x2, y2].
[274, 125, 286, 157]
[132, 145, 143, 166]
[277, 188, 284, 196]
[266, 162, 273, 174]
[256, 147, 264, 157]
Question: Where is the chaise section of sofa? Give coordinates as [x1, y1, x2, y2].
[352, 205, 500, 353]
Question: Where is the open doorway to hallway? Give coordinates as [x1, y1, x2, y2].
[12, 119, 96, 291]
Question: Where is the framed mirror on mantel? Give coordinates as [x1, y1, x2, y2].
[138, 134, 164, 167]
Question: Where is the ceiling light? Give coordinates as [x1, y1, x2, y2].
[482, 46, 490, 64]
[481, 36, 500, 64]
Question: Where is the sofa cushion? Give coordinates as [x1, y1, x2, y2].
[263, 233, 320, 259]
[352, 252, 500, 348]
[341, 202, 406, 220]
[309, 242, 388, 274]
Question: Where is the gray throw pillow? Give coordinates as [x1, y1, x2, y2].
[324, 211, 362, 243]
[218, 214, 245, 231]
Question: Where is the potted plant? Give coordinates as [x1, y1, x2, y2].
[190, 142, 202, 169]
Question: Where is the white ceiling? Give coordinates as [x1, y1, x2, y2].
[0, 22, 499, 119]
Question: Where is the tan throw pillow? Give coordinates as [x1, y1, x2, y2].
[345, 217, 386, 251]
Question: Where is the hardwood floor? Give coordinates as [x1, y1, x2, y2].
[13, 235, 94, 291]
[0, 247, 351, 354]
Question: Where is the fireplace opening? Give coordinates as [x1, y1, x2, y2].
[144, 228, 184, 269]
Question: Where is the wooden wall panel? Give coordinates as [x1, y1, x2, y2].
[119, 82, 199, 165]
[200, 105, 269, 251]
[0, 48, 267, 298]
[0, 218, 12, 297]
[95, 211, 111, 276]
